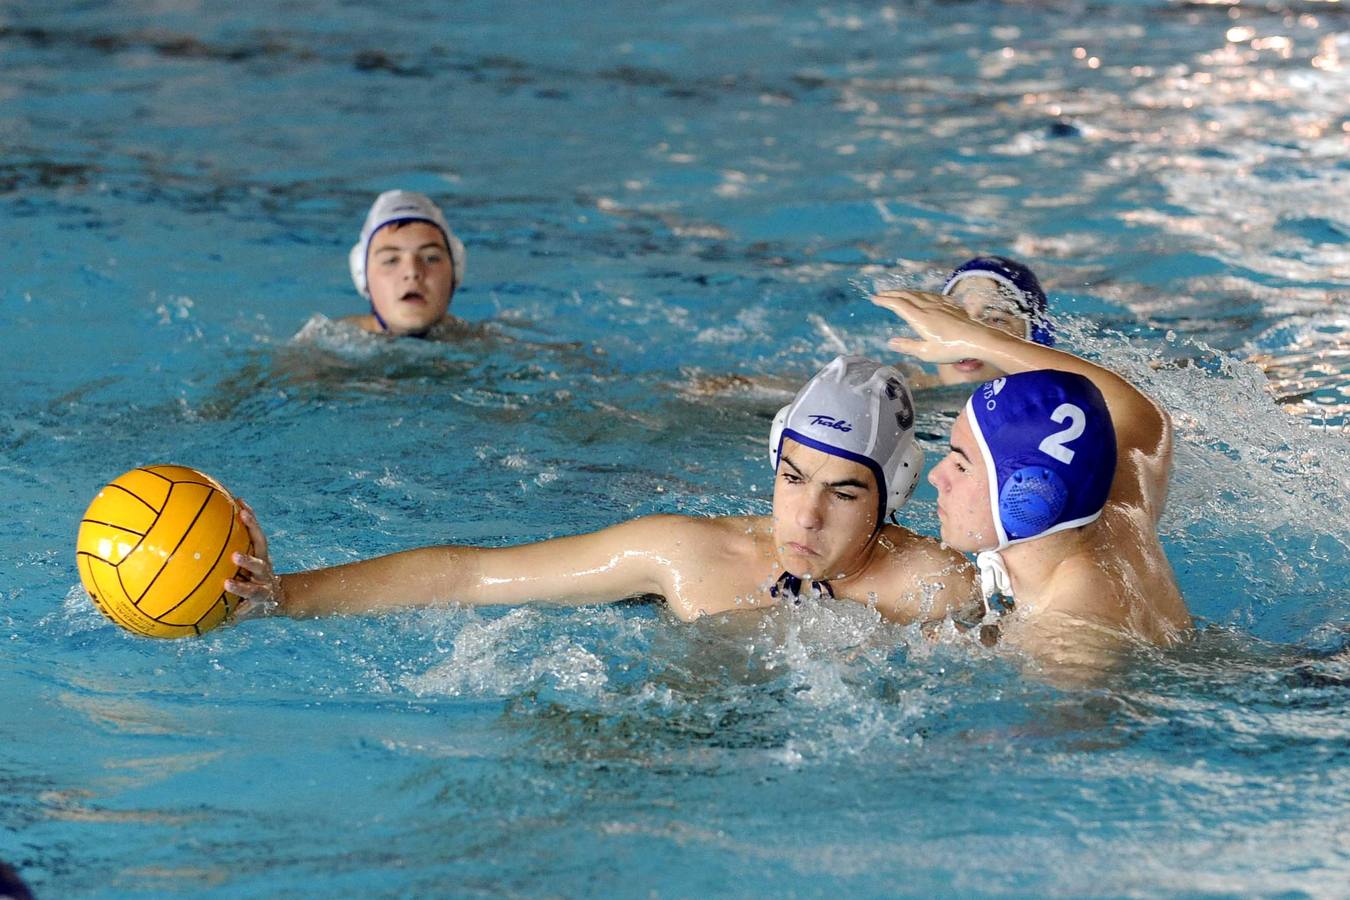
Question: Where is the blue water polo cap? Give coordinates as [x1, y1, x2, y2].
[769, 356, 925, 523]
[966, 370, 1116, 547]
[943, 255, 1054, 346]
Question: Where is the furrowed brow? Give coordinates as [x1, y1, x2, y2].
[781, 453, 869, 490]
[826, 477, 871, 491]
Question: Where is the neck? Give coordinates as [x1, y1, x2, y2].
[824, 531, 886, 589]
[989, 527, 1091, 600]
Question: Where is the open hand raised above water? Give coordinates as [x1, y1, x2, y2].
[870, 289, 1006, 364]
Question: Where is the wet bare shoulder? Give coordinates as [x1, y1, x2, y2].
[688, 514, 771, 562]
[623, 514, 765, 562]
[1043, 552, 1190, 646]
[871, 527, 980, 624]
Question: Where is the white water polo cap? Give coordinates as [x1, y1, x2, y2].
[348, 190, 466, 298]
[769, 356, 925, 521]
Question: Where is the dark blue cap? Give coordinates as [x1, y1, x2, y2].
[943, 256, 1054, 346]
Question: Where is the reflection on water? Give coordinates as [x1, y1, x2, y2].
[1254, 338, 1350, 427]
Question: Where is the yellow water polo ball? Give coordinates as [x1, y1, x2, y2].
[76, 465, 251, 639]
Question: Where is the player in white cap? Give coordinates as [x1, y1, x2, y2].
[226, 356, 979, 626]
[340, 190, 468, 337]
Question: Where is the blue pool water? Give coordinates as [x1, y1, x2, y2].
[2, 1, 1348, 896]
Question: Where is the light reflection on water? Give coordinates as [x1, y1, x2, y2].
[1, 0, 1348, 896]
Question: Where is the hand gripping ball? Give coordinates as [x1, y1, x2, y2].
[76, 466, 251, 638]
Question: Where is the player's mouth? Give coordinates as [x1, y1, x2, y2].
[400, 290, 426, 304]
[954, 358, 984, 372]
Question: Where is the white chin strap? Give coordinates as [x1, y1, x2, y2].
[975, 549, 1012, 617]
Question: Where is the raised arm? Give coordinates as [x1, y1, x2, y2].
[227, 501, 689, 619]
[872, 289, 1173, 517]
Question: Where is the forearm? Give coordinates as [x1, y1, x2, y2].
[277, 545, 481, 617]
[981, 328, 1136, 402]
[970, 328, 1170, 452]
[274, 526, 670, 618]
[876, 289, 1168, 439]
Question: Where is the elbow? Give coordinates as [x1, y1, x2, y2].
[1156, 403, 1174, 454]
[1139, 397, 1173, 460]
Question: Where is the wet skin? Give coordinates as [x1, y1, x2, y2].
[226, 437, 978, 626]
[927, 413, 1000, 553]
[873, 288, 1193, 666]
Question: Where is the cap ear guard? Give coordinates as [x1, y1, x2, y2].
[997, 465, 1069, 540]
[768, 404, 790, 471]
[348, 241, 367, 296]
[999, 464, 1069, 542]
[888, 442, 925, 516]
[1028, 315, 1055, 347]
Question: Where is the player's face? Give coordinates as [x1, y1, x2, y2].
[928, 412, 999, 551]
[771, 438, 881, 581]
[366, 221, 455, 335]
[937, 278, 1029, 385]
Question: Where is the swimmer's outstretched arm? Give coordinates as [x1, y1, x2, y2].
[226, 502, 701, 620]
[872, 289, 1173, 516]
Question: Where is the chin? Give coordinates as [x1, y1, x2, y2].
[777, 552, 827, 580]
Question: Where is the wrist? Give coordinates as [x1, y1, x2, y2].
[268, 574, 292, 616]
[963, 326, 1027, 372]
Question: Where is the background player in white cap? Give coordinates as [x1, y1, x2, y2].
[340, 190, 468, 338]
[226, 357, 979, 626]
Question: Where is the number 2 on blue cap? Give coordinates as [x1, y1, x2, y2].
[1038, 403, 1086, 464]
